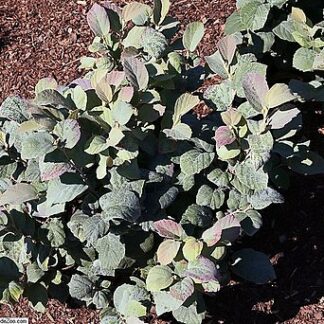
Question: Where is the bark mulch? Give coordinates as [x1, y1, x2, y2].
[0, 0, 234, 102]
[0, 0, 323, 323]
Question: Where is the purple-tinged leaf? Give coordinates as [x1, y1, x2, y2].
[202, 214, 241, 247]
[169, 277, 194, 302]
[153, 219, 185, 239]
[123, 57, 149, 91]
[87, 4, 110, 37]
[214, 126, 235, 148]
[101, 2, 122, 32]
[70, 79, 92, 91]
[40, 162, 71, 181]
[118, 86, 134, 102]
[217, 35, 237, 64]
[106, 71, 125, 88]
[53, 120, 81, 149]
[184, 256, 219, 283]
[0, 183, 38, 206]
[243, 73, 269, 111]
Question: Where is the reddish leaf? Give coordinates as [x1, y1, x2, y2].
[153, 219, 185, 239]
[184, 256, 219, 283]
[214, 126, 235, 148]
[202, 214, 241, 247]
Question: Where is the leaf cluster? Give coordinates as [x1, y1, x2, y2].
[0, 0, 323, 323]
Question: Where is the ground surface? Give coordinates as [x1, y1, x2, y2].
[0, 0, 323, 323]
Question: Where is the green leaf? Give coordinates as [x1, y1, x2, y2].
[85, 136, 109, 155]
[146, 265, 174, 292]
[0, 183, 37, 206]
[204, 81, 235, 111]
[249, 187, 283, 210]
[196, 185, 225, 210]
[96, 233, 125, 270]
[7, 281, 23, 302]
[93, 291, 108, 309]
[265, 84, 295, 108]
[248, 132, 273, 162]
[224, 11, 245, 35]
[36, 89, 71, 108]
[243, 3, 270, 31]
[111, 101, 134, 125]
[173, 303, 205, 324]
[122, 2, 152, 24]
[243, 73, 269, 111]
[173, 93, 200, 125]
[182, 237, 203, 261]
[269, 106, 301, 140]
[207, 169, 230, 187]
[183, 21, 205, 52]
[99, 189, 141, 222]
[211, 246, 226, 260]
[71, 86, 87, 110]
[35, 77, 58, 95]
[153, 0, 170, 25]
[227, 190, 249, 211]
[68, 274, 93, 302]
[235, 209, 262, 236]
[41, 218, 65, 247]
[157, 239, 181, 265]
[180, 149, 214, 176]
[123, 57, 149, 90]
[142, 28, 168, 59]
[53, 119, 81, 149]
[182, 204, 212, 228]
[0, 96, 29, 123]
[164, 123, 192, 140]
[21, 132, 55, 160]
[123, 26, 146, 49]
[235, 161, 268, 191]
[87, 3, 110, 37]
[273, 20, 307, 42]
[268, 0, 287, 8]
[68, 212, 109, 245]
[232, 248, 276, 284]
[293, 48, 316, 72]
[153, 291, 183, 316]
[46, 173, 87, 205]
[205, 50, 229, 78]
[114, 284, 149, 317]
[26, 263, 45, 283]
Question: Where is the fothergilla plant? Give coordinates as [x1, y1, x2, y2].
[0, 0, 323, 323]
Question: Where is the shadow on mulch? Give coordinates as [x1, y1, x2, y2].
[204, 174, 324, 324]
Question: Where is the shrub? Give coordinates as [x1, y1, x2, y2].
[0, 0, 323, 323]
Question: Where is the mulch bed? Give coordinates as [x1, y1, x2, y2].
[0, 0, 323, 323]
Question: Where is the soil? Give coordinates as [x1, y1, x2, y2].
[0, 0, 323, 323]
